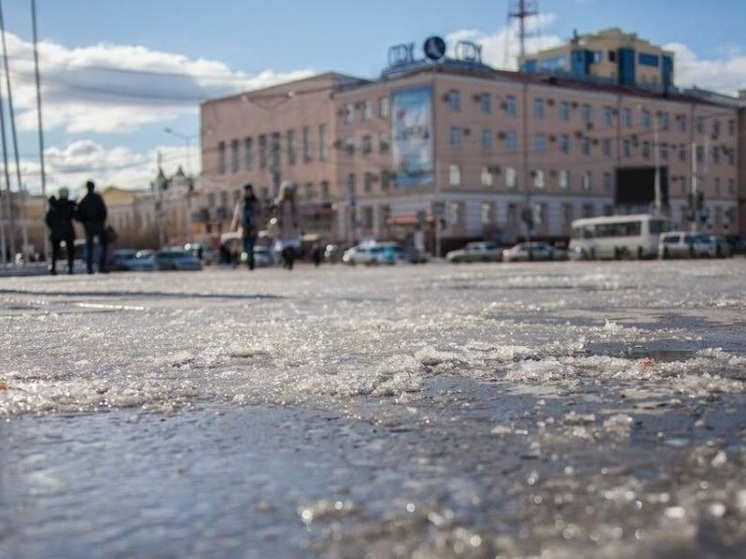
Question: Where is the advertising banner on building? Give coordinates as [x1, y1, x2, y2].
[392, 86, 433, 187]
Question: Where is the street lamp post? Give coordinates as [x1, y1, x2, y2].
[164, 127, 196, 178]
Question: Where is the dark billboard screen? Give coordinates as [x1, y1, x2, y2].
[614, 166, 669, 206]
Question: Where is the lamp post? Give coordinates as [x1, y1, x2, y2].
[163, 127, 196, 178]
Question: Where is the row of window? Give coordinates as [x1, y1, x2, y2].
[448, 127, 737, 164]
[216, 124, 331, 174]
[342, 165, 736, 199]
[442, 90, 734, 136]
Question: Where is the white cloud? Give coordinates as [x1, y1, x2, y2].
[664, 42, 746, 95]
[2, 32, 313, 192]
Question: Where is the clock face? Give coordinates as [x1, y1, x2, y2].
[423, 36, 446, 61]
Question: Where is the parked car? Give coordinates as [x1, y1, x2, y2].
[707, 234, 731, 258]
[658, 231, 717, 259]
[502, 242, 566, 262]
[110, 249, 138, 271]
[241, 245, 276, 268]
[342, 244, 392, 265]
[155, 249, 203, 271]
[127, 249, 158, 271]
[725, 235, 745, 256]
[446, 242, 503, 263]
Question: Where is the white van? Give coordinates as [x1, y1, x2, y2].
[658, 231, 717, 259]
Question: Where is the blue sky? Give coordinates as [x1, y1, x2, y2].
[2, 0, 746, 195]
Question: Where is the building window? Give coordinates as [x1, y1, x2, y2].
[602, 138, 612, 158]
[481, 202, 494, 225]
[447, 89, 461, 112]
[603, 106, 614, 126]
[505, 167, 517, 189]
[379, 96, 390, 118]
[361, 135, 372, 154]
[728, 119, 736, 136]
[243, 137, 253, 170]
[379, 133, 390, 152]
[364, 172, 374, 193]
[559, 134, 569, 154]
[728, 178, 736, 195]
[479, 93, 491, 114]
[712, 120, 721, 138]
[449, 164, 461, 186]
[623, 139, 632, 158]
[381, 170, 391, 190]
[581, 103, 592, 124]
[319, 124, 329, 161]
[449, 127, 463, 147]
[533, 98, 545, 119]
[659, 112, 670, 130]
[480, 167, 493, 187]
[661, 143, 669, 162]
[582, 171, 592, 191]
[270, 133, 280, 169]
[582, 204, 594, 218]
[533, 133, 546, 153]
[320, 180, 330, 201]
[448, 202, 462, 226]
[303, 182, 314, 202]
[362, 100, 372, 121]
[676, 114, 688, 133]
[303, 126, 312, 162]
[230, 139, 239, 172]
[621, 107, 632, 127]
[287, 129, 296, 166]
[258, 135, 267, 169]
[696, 117, 705, 134]
[559, 101, 570, 121]
[504, 95, 517, 116]
[641, 109, 651, 128]
[505, 131, 518, 152]
[581, 136, 591, 156]
[642, 141, 651, 159]
[679, 176, 687, 195]
[533, 169, 545, 189]
[344, 103, 354, 124]
[217, 141, 226, 174]
[559, 169, 570, 190]
[344, 137, 355, 157]
[481, 129, 493, 149]
[679, 143, 687, 162]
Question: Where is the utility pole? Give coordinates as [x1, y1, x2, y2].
[509, 0, 538, 256]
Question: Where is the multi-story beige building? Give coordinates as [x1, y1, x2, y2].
[521, 28, 675, 91]
[198, 34, 742, 253]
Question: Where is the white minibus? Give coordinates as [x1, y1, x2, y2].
[569, 214, 669, 260]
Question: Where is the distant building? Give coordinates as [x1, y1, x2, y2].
[521, 28, 675, 92]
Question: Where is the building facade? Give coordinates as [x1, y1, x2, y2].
[521, 27, 675, 91]
[198, 34, 741, 254]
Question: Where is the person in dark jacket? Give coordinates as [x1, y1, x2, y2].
[74, 180, 109, 274]
[44, 187, 77, 275]
[231, 183, 261, 270]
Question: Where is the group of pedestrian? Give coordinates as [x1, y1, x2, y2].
[46, 178, 304, 276]
[44, 180, 109, 275]
[231, 180, 302, 271]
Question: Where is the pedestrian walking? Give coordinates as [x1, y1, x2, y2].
[44, 187, 77, 275]
[270, 181, 301, 270]
[231, 183, 261, 270]
[74, 180, 109, 274]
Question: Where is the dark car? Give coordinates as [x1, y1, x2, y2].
[155, 249, 203, 271]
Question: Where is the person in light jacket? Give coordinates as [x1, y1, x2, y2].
[270, 180, 301, 270]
